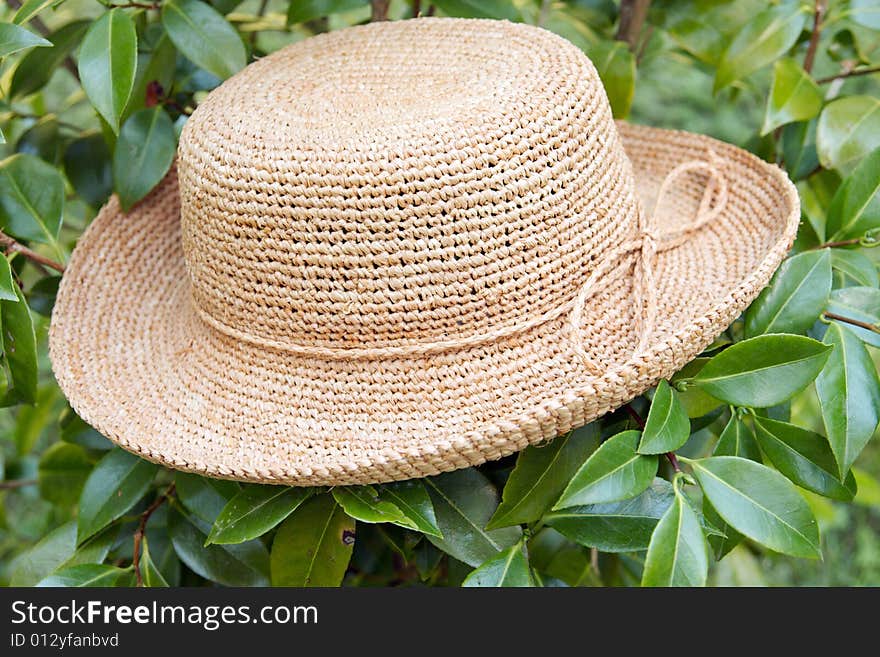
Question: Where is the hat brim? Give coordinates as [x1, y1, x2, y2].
[49, 123, 799, 485]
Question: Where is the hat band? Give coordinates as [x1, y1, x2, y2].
[193, 152, 727, 366]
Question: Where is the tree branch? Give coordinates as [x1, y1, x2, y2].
[0, 479, 37, 490]
[616, 0, 651, 52]
[823, 311, 880, 334]
[810, 237, 862, 250]
[0, 232, 65, 273]
[803, 0, 826, 75]
[370, 0, 390, 21]
[816, 65, 880, 84]
[132, 484, 175, 587]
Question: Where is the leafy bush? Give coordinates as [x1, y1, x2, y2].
[2, 0, 880, 587]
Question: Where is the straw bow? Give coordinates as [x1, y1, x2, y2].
[568, 149, 729, 374]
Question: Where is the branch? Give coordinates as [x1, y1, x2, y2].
[132, 484, 175, 587]
[370, 0, 390, 21]
[627, 403, 682, 472]
[816, 65, 880, 84]
[823, 311, 880, 334]
[0, 231, 65, 273]
[616, 0, 651, 52]
[803, 0, 826, 75]
[810, 237, 862, 250]
[0, 479, 37, 490]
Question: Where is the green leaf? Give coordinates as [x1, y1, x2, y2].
[0, 256, 18, 302]
[817, 96, 880, 173]
[554, 430, 657, 508]
[816, 322, 880, 477]
[689, 456, 820, 558]
[377, 480, 442, 537]
[826, 286, 880, 348]
[162, 0, 246, 81]
[782, 120, 820, 181]
[744, 250, 831, 337]
[430, 0, 520, 20]
[0, 22, 51, 58]
[37, 442, 94, 505]
[63, 133, 113, 209]
[425, 469, 521, 567]
[12, 0, 57, 25]
[462, 544, 533, 587]
[113, 107, 176, 212]
[60, 410, 112, 450]
[692, 335, 832, 407]
[544, 479, 674, 553]
[9, 521, 116, 586]
[487, 424, 598, 529]
[36, 564, 129, 587]
[77, 448, 158, 544]
[125, 36, 176, 124]
[286, 0, 368, 24]
[641, 484, 708, 587]
[1, 282, 38, 405]
[826, 147, 880, 241]
[761, 58, 823, 136]
[638, 381, 690, 455]
[831, 249, 879, 287]
[714, 2, 807, 93]
[270, 494, 354, 586]
[0, 153, 64, 247]
[753, 416, 857, 501]
[851, 0, 880, 30]
[141, 537, 169, 587]
[206, 485, 312, 545]
[588, 40, 635, 119]
[9, 21, 89, 99]
[671, 358, 723, 418]
[703, 499, 742, 561]
[332, 485, 408, 525]
[77, 9, 137, 133]
[714, 414, 761, 461]
[174, 472, 239, 524]
[168, 506, 270, 586]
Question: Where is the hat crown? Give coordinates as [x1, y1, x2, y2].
[177, 18, 641, 351]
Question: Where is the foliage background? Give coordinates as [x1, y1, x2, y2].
[1, 0, 880, 587]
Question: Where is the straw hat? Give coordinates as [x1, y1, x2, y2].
[50, 18, 799, 486]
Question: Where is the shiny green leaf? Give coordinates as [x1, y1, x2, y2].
[715, 2, 807, 92]
[0, 23, 51, 58]
[77, 449, 158, 543]
[555, 430, 656, 508]
[462, 544, 533, 587]
[113, 107, 176, 211]
[782, 120, 820, 181]
[333, 485, 408, 524]
[63, 133, 113, 208]
[174, 472, 239, 524]
[162, 0, 246, 80]
[9, 21, 89, 99]
[378, 480, 442, 537]
[826, 286, 880, 347]
[714, 414, 761, 461]
[826, 147, 880, 241]
[37, 564, 129, 587]
[816, 322, 880, 477]
[141, 537, 169, 587]
[426, 469, 521, 567]
[0, 256, 18, 302]
[588, 40, 635, 119]
[270, 494, 354, 586]
[431, 0, 520, 20]
[286, 0, 367, 24]
[817, 96, 880, 173]
[9, 521, 116, 586]
[689, 456, 820, 558]
[169, 506, 270, 586]
[544, 479, 674, 553]
[207, 485, 313, 545]
[12, 0, 57, 25]
[744, 250, 831, 337]
[1, 283, 38, 406]
[37, 442, 94, 506]
[0, 153, 64, 247]
[77, 9, 137, 133]
[642, 484, 708, 587]
[692, 335, 832, 407]
[638, 381, 690, 454]
[753, 416, 857, 501]
[851, 0, 880, 30]
[831, 249, 879, 287]
[487, 424, 598, 529]
[762, 58, 823, 135]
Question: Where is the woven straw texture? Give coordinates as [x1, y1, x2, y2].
[49, 18, 800, 485]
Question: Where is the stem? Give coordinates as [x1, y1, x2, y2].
[625, 403, 646, 429]
[665, 452, 682, 472]
[370, 0, 390, 21]
[249, 0, 269, 49]
[411, 0, 420, 18]
[810, 237, 862, 250]
[132, 483, 175, 587]
[616, 0, 651, 52]
[803, 0, 826, 75]
[0, 231, 66, 273]
[823, 311, 880, 335]
[0, 478, 37, 490]
[105, 2, 160, 8]
[816, 65, 880, 84]
[538, 0, 551, 28]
